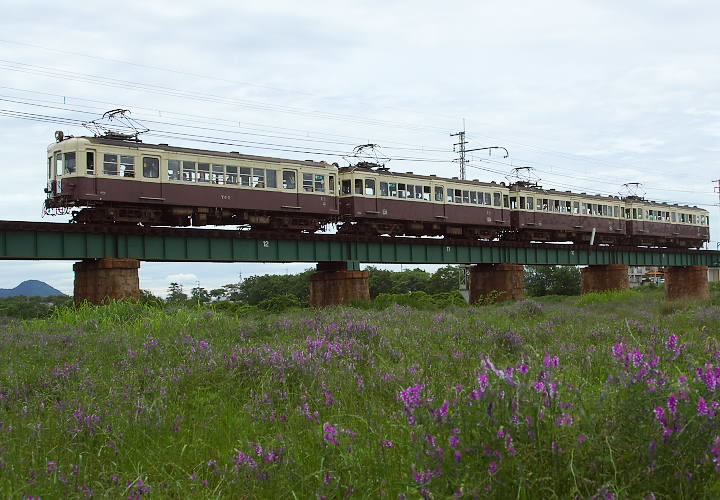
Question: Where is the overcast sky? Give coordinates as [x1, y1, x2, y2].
[1, 0, 719, 296]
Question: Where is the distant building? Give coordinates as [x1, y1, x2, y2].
[629, 266, 720, 286]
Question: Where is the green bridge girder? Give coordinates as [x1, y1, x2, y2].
[1, 221, 719, 267]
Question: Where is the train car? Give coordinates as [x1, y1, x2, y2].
[624, 198, 709, 247]
[44, 134, 339, 230]
[337, 164, 510, 237]
[507, 184, 626, 244]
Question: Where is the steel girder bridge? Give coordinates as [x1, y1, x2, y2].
[1, 221, 718, 269]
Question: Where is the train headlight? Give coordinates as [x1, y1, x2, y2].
[54, 130, 64, 142]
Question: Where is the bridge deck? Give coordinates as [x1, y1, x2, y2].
[1, 221, 718, 267]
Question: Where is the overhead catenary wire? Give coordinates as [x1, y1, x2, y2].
[0, 55, 710, 200]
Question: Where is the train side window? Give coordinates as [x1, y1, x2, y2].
[493, 193, 501, 207]
[253, 168, 265, 188]
[463, 190, 470, 204]
[365, 179, 375, 196]
[103, 154, 117, 176]
[566, 201, 572, 213]
[267, 169, 277, 188]
[416, 185, 423, 199]
[342, 180, 352, 195]
[64, 152, 76, 174]
[390, 183, 398, 197]
[143, 157, 160, 179]
[483, 193, 491, 205]
[315, 174, 325, 192]
[470, 191, 478, 204]
[283, 170, 296, 189]
[86, 152, 95, 175]
[168, 160, 180, 180]
[447, 188, 454, 202]
[55, 152, 63, 176]
[198, 163, 210, 183]
[527, 197, 534, 210]
[355, 179, 363, 195]
[423, 186, 431, 201]
[303, 173, 314, 192]
[510, 196, 517, 209]
[503, 194, 509, 208]
[434, 186, 443, 201]
[240, 167, 251, 186]
[625, 208, 631, 219]
[407, 185, 415, 199]
[573, 201, 579, 214]
[380, 182, 389, 196]
[226, 166, 238, 185]
[455, 189, 463, 203]
[613, 206, 619, 217]
[477, 191, 484, 205]
[638, 208, 643, 219]
[212, 164, 225, 184]
[398, 183, 407, 198]
[435, 186, 444, 201]
[183, 161, 197, 182]
[671, 212, 676, 222]
[120, 156, 135, 177]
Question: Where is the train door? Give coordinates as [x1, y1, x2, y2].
[328, 174, 338, 211]
[139, 155, 163, 201]
[282, 168, 301, 209]
[85, 149, 98, 196]
[360, 177, 378, 215]
[432, 184, 447, 221]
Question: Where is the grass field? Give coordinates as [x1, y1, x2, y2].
[1, 288, 720, 498]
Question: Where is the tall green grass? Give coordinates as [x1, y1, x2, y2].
[1, 291, 719, 498]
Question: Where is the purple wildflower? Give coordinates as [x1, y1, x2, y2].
[488, 461, 497, 475]
[323, 423, 339, 446]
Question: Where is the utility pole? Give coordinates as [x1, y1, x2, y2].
[714, 179, 720, 205]
[451, 122, 468, 180]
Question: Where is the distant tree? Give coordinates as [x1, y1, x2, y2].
[191, 286, 211, 304]
[209, 288, 227, 301]
[139, 289, 164, 307]
[221, 283, 244, 302]
[524, 266, 581, 296]
[427, 265, 461, 294]
[166, 282, 188, 302]
[236, 269, 313, 305]
[367, 266, 395, 297]
[392, 268, 431, 294]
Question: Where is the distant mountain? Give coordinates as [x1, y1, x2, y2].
[0, 280, 67, 297]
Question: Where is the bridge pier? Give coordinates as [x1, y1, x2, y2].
[469, 264, 524, 303]
[580, 264, 629, 294]
[73, 258, 141, 305]
[309, 261, 370, 307]
[664, 265, 709, 300]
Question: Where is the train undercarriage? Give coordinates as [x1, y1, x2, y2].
[45, 201, 706, 248]
[336, 219, 503, 240]
[53, 202, 327, 232]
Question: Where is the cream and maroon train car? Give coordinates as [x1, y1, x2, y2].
[508, 184, 626, 244]
[44, 135, 339, 229]
[624, 198, 709, 247]
[337, 164, 510, 237]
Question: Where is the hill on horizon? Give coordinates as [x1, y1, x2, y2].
[0, 280, 67, 297]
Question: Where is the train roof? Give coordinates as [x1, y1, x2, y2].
[513, 184, 706, 212]
[50, 136, 336, 169]
[339, 165, 509, 189]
